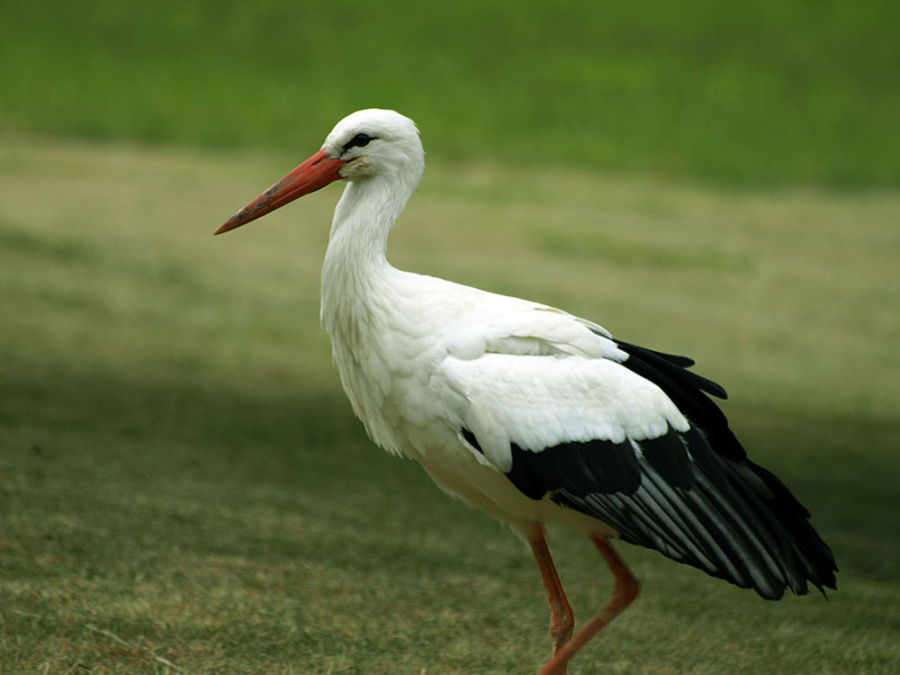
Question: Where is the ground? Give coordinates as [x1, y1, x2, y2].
[1, 137, 898, 672]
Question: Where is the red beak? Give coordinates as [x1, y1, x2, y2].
[215, 149, 346, 235]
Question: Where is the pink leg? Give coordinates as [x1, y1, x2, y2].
[538, 534, 640, 675]
[528, 524, 575, 675]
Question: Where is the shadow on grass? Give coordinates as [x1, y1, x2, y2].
[2, 360, 899, 672]
[4, 359, 898, 587]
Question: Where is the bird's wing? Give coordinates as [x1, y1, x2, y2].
[436, 300, 837, 599]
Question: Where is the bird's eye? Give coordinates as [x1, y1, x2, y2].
[343, 133, 374, 151]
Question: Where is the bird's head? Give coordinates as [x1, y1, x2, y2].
[216, 109, 423, 235]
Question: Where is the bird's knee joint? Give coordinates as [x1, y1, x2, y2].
[620, 575, 640, 603]
[549, 610, 574, 642]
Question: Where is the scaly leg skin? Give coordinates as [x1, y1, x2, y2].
[528, 524, 575, 675]
[538, 535, 640, 675]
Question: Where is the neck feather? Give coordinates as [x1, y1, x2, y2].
[320, 171, 419, 331]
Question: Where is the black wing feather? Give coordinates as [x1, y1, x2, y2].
[461, 338, 837, 599]
[613, 339, 745, 463]
[507, 438, 642, 499]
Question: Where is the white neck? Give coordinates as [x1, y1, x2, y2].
[320, 170, 420, 335]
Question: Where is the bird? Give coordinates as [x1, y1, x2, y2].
[215, 109, 837, 674]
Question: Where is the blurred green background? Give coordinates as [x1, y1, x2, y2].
[2, 0, 898, 184]
[2, 1, 899, 673]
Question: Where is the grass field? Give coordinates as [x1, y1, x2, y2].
[1, 136, 898, 673]
[1, 1, 899, 185]
[1, 1, 899, 671]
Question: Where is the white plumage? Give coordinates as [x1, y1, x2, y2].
[216, 109, 836, 675]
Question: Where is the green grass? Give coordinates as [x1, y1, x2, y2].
[1, 136, 899, 672]
[1, 1, 899, 185]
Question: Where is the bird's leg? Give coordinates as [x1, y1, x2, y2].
[538, 535, 640, 675]
[528, 524, 574, 675]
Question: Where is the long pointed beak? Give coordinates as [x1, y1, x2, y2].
[215, 149, 345, 235]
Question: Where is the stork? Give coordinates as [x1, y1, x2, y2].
[215, 109, 837, 674]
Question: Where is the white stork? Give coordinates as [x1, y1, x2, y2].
[215, 109, 837, 674]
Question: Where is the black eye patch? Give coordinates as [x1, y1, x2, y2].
[342, 133, 375, 152]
